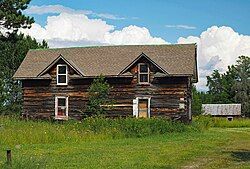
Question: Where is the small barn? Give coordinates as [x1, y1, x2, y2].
[202, 104, 241, 119]
[13, 44, 198, 121]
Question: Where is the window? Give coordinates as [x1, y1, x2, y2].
[57, 65, 68, 85]
[138, 63, 149, 83]
[55, 96, 68, 119]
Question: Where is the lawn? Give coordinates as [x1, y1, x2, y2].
[0, 116, 249, 169]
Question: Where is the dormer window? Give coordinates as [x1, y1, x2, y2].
[57, 64, 68, 85]
[138, 63, 149, 84]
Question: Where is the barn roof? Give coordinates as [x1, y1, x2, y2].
[13, 44, 198, 82]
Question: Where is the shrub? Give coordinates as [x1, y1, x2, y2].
[86, 76, 112, 116]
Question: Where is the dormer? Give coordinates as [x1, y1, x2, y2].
[37, 54, 84, 86]
[119, 53, 168, 84]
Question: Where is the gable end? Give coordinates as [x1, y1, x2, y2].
[119, 53, 169, 75]
[37, 54, 84, 77]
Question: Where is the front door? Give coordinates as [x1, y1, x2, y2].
[138, 99, 149, 118]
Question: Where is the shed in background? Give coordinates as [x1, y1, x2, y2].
[202, 104, 241, 117]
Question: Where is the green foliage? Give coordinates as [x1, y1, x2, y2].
[0, 34, 48, 115]
[0, 0, 48, 115]
[207, 69, 236, 104]
[232, 56, 250, 117]
[193, 56, 249, 117]
[86, 75, 111, 116]
[191, 85, 203, 115]
[0, 0, 34, 35]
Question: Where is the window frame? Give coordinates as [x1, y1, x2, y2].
[57, 64, 68, 85]
[55, 96, 69, 120]
[133, 97, 151, 118]
[138, 63, 150, 84]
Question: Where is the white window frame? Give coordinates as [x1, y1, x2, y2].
[57, 64, 68, 85]
[55, 96, 69, 120]
[138, 63, 150, 84]
[133, 97, 151, 118]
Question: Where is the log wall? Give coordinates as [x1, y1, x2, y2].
[22, 58, 192, 121]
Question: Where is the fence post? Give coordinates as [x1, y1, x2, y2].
[6, 149, 11, 165]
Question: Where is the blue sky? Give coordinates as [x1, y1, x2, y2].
[21, 0, 250, 90]
[29, 0, 250, 43]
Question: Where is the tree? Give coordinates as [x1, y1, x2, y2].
[86, 76, 112, 116]
[232, 56, 250, 117]
[191, 85, 202, 115]
[207, 70, 235, 103]
[205, 55, 250, 117]
[0, 34, 48, 114]
[0, 0, 34, 35]
[0, 0, 48, 114]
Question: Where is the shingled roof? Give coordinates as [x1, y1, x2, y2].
[13, 44, 198, 82]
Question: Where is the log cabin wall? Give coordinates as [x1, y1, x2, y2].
[22, 59, 192, 122]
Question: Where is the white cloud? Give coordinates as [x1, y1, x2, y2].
[104, 25, 166, 45]
[20, 13, 167, 48]
[25, 5, 125, 20]
[178, 26, 250, 91]
[165, 25, 196, 30]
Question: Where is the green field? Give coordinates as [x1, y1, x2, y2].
[0, 116, 249, 169]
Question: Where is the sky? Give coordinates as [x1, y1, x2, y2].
[19, 0, 250, 91]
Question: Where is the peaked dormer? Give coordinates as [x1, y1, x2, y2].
[38, 55, 84, 85]
[119, 53, 168, 84]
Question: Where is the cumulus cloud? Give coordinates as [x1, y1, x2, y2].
[20, 13, 167, 48]
[104, 25, 166, 45]
[25, 5, 125, 20]
[178, 26, 250, 91]
[165, 24, 196, 29]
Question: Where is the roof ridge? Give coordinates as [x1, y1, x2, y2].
[29, 43, 197, 51]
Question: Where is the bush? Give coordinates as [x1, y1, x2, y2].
[86, 76, 111, 116]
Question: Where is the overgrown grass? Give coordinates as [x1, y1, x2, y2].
[192, 115, 250, 128]
[212, 117, 250, 128]
[0, 116, 205, 147]
[0, 115, 250, 168]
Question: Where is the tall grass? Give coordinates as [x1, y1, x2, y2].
[0, 116, 205, 147]
[193, 115, 250, 128]
[212, 117, 250, 128]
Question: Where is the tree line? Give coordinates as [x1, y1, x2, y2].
[192, 56, 250, 117]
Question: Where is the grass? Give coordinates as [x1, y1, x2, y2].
[212, 117, 250, 128]
[0, 116, 249, 168]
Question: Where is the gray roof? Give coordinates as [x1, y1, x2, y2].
[13, 44, 198, 82]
